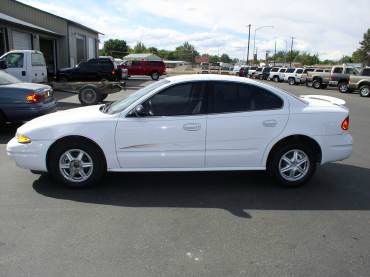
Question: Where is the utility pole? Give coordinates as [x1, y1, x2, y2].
[246, 24, 251, 65]
[290, 36, 294, 67]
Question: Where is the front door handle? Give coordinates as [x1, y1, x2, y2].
[183, 123, 201, 131]
[263, 120, 277, 127]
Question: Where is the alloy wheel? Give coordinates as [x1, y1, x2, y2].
[278, 149, 310, 182]
[59, 149, 94, 182]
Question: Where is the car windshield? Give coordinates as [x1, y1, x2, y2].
[104, 79, 170, 114]
[0, 71, 21, 85]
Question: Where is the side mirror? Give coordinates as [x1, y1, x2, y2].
[134, 104, 147, 117]
[0, 60, 7, 70]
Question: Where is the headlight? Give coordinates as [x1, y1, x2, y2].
[16, 133, 31, 144]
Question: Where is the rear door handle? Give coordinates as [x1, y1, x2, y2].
[263, 120, 277, 127]
[183, 123, 201, 131]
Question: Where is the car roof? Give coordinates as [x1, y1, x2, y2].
[165, 74, 264, 85]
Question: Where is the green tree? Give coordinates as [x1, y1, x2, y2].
[147, 47, 159, 55]
[208, 55, 220, 63]
[338, 55, 353, 64]
[101, 39, 130, 58]
[133, 42, 147, 53]
[351, 29, 370, 65]
[220, 53, 232, 63]
[174, 42, 199, 63]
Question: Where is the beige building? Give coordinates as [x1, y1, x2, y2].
[0, 0, 100, 75]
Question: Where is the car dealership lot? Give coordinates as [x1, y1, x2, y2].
[1, 79, 370, 276]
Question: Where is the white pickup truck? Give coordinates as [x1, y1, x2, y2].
[282, 68, 304, 85]
[0, 50, 47, 83]
[268, 67, 287, 82]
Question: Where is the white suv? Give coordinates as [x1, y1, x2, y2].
[269, 67, 286, 82]
[283, 68, 304, 85]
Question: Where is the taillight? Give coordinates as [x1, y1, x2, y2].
[112, 70, 116, 75]
[341, 116, 350, 130]
[26, 92, 42, 103]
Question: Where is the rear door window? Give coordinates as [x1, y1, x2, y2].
[286, 68, 295, 73]
[31, 53, 46, 66]
[333, 67, 343, 73]
[296, 69, 303, 74]
[209, 81, 283, 114]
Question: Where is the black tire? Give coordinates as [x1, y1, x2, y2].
[273, 76, 279, 82]
[359, 85, 370, 97]
[267, 143, 317, 187]
[312, 79, 322, 89]
[78, 85, 102, 105]
[288, 77, 295, 85]
[151, 72, 160, 80]
[48, 138, 106, 188]
[338, 81, 349, 93]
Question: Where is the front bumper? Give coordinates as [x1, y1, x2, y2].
[6, 137, 53, 172]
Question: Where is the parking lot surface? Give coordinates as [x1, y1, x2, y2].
[1, 78, 370, 276]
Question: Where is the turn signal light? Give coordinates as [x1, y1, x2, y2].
[341, 116, 350, 130]
[16, 134, 31, 144]
[26, 93, 42, 103]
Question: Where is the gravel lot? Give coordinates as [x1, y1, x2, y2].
[0, 77, 370, 277]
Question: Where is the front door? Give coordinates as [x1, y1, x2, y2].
[205, 81, 289, 168]
[115, 81, 207, 169]
[1, 52, 27, 82]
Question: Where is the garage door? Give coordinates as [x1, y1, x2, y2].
[12, 31, 32, 50]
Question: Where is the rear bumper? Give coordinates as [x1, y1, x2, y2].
[316, 133, 353, 165]
[2, 101, 57, 122]
[7, 137, 53, 171]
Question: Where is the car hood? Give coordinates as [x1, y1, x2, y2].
[1, 82, 50, 91]
[17, 105, 117, 139]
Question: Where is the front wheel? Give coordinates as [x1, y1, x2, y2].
[151, 72, 160, 80]
[268, 144, 316, 187]
[338, 82, 349, 93]
[359, 85, 370, 97]
[48, 139, 106, 187]
[273, 76, 279, 82]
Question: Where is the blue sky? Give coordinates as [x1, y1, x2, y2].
[19, 0, 370, 60]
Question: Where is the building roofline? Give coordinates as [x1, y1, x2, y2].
[13, 0, 103, 35]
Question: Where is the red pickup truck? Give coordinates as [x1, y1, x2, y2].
[119, 60, 166, 80]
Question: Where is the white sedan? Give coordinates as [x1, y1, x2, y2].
[7, 75, 353, 187]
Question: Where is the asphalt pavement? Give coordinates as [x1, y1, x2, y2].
[0, 77, 369, 277]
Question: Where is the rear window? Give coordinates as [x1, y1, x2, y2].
[286, 68, 295, 73]
[271, 68, 279, 72]
[279, 68, 286, 73]
[315, 69, 323, 72]
[31, 53, 46, 66]
[296, 69, 303, 74]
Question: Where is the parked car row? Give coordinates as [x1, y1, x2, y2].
[238, 65, 370, 97]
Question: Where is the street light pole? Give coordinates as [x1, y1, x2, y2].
[290, 36, 294, 67]
[246, 24, 251, 65]
[252, 25, 274, 64]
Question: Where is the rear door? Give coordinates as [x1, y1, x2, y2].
[205, 81, 289, 168]
[31, 52, 47, 83]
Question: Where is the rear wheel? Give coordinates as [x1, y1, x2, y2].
[359, 85, 370, 97]
[78, 85, 102, 105]
[151, 72, 160, 80]
[48, 139, 106, 188]
[312, 79, 322, 89]
[268, 144, 316, 187]
[338, 81, 349, 93]
[288, 77, 295, 85]
[273, 76, 279, 82]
